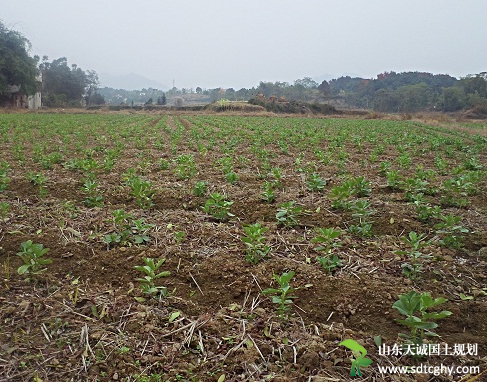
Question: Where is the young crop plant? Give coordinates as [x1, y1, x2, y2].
[393, 291, 452, 349]
[312, 227, 342, 254]
[395, 231, 432, 281]
[17, 240, 52, 276]
[241, 223, 271, 264]
[82, 178, 104, 207]
[464, 156, 483, 171]
[0, 166, 10, 192]
[0, 202, 10, 221]
[202, 193, 234, 221]
[131, 218, 155, 245]
[134, 258, 170, 300]
[174, 154, 196, 180]
[378, 161, 392, 176]
[125, 175, 155, 209]
[193, 181, 208, 197]
[440, 174, 477, 208]
[276, 201, 302, 227]
[262, 271, 297, 320]
[386, 170, 402, 190]
[27, 172, 48, 197]
[312, 228, 343, 273]
[330, 176, 371, 209]
[434, 214, 469, 249]
[412, 195, 442, 222]
[261, 181, 276, 203]
[348, 199, 374, 237]
[225, 171, 239, 184]
[307, 173, 327, 192]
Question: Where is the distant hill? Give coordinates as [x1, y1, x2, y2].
[99, 72, 169, 91]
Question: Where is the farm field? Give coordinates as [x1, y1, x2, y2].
[0, 112, 486, 381]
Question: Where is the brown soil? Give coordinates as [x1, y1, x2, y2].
[0, 112, 486, 381]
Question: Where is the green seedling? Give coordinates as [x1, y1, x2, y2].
[316, 254, 342, 274]
[434, 214, 469, 249]
[262, 271, 297, 320]
[202, 193, 234, 221]
[393, 290, 452, 348]
[312, 227, 342, 254]
[193, 181, 208, 196]
[0, 202, 10, 221]
[27, 172, 48, 196]
[131, 219, 154, 244]
[241, 223, 271, 264]
[378, 161, 392, 176]
[276, 201, 302, 227]
[17, 240, 52, 275]
[395, 231, 432, 280]
[174, 154, 196, 180]
[261, 181, 276, 203]
[225, 171, 239, 184]
[134, 258, 170, 299]
[0, 168, 10, 192]
[307, 173, 327, 192]
[103, 232, 121, 249]
[125, 175, 155, 209]
[386, 170, 402, 190]
[348, 199, 374, 237]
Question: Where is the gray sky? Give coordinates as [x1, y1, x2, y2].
[2, 0, 486, 90]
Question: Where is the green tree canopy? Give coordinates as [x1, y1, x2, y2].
[40, 57, 99, 107]
[0, 21, 38, 97]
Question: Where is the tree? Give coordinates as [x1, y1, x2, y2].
[0, 21, 38, 98]
[294, 77, 318, 89]
[40, 57, 98, 107]
[318, 80, 331, 98]
[195, 86, 202, 94]
[440, 87, 466, 112]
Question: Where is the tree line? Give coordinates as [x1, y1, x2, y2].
[0, 20, 103, 108]
[2, 20, 486, 113]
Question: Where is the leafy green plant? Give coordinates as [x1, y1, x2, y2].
[412, 194, 442, 222]
[378, 161, 391, 176]
[82, 178, 104, 207]
[262, 271, 297, 320]
[261, 181, 276, 203]
[0, 166, 10, 192]
[312, 228, 343, 273]
[125, 175, 155, 209]
[311, 227, 342, 253]
[241, 223, 271, 264]
[134, 258, 170, 300]
[17, 240, 52, 275]
[27, 172, 48, 197]
[307, 173, 327, 192]
[316, 254, 342, 274]
[393, 291, 452, 348]
[434, 214, 469, 249]
[202, 193, 234, 221]
[174, 154, 196, 179]
[348, 199, 374, 237]
[276, 201, 302, 227]
[464, 156, 483, 171]
[386, 170, 402, 190]
[131, 218, 154, 244]
[395, 231, 432, 280]
[193, 181, 208, 196]
[0, 202, 10, 221]
[225, 171, 239, 184]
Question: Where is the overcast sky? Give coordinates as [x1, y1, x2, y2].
[2, 0, 486, 90]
